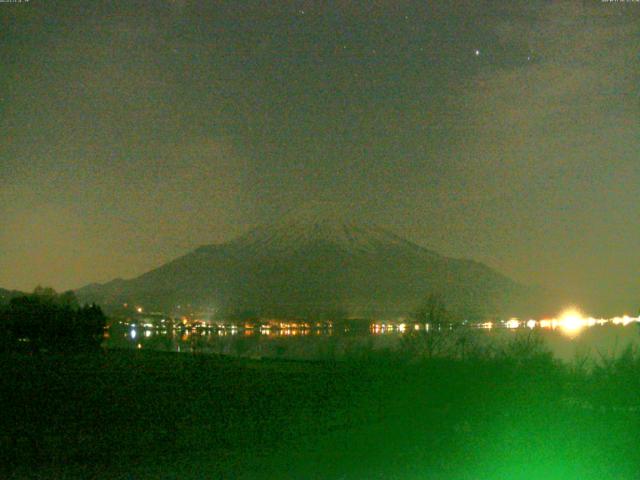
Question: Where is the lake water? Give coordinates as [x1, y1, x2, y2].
[105, 319, 640, 363]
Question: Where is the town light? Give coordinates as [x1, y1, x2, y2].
[558, 308, 585, 337]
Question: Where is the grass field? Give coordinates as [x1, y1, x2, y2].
[1, 343, 639, 479]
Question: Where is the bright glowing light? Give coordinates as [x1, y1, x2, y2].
[130, 329, 137, 339]
[136, 306, 143, 313]
[539, 319, 551, 329]
[558, 308, 585, 336]
[471, 312, 637, 333]
[612, 315, 635, 326]
[505, 318, 520, 329]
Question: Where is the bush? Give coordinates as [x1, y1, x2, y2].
[589, 345, 640, 408]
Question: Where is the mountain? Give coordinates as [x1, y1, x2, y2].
[77, 205, 551, 320]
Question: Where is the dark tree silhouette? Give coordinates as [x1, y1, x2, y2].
[401, 293, 456, 360]
[0, 288, 106, 353]
[415, 292, 449, 326]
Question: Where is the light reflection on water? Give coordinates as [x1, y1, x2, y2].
[109, 316, 640, 363]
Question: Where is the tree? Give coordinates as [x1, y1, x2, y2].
[0, 288, 107, 353]
[402, 293, 454, 361]
[75, 304, 108, 350]
[415, 293, 449, 326]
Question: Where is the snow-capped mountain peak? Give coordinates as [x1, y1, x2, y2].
[75, 200, 541, 319]
[231, 202, 434, 256]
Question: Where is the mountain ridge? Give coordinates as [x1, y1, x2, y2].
[76, 207, 551, 319]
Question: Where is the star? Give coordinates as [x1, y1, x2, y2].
[474, 49, 480, 56]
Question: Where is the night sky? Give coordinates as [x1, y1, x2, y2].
[1, 1, 638, 314]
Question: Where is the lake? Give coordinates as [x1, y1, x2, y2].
[104, 316, 640, 363]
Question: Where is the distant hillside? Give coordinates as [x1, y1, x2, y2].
[77, 206, 557, 320]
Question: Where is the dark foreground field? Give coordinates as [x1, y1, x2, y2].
[1, 344, 639, 479]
